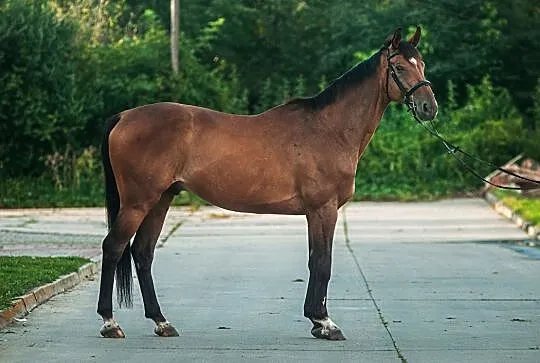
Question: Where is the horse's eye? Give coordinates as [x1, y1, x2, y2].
[396, 64, 405, 72]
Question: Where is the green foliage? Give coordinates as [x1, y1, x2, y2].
[0, 256, 89, 309]
[524, 79, 540, 160]
[0, 0, 537, 205]
[439, 76, 524, 163]
[355, 78, 525, 199]
[0, 1, 248, 179]
[81, 8, 248, 145]
[0, 176, 103, 208]
[493, 190, 540, 228]
[53, 0, 138, 44]
[253, 76, 308, 113]
[0, 0, 87, 176]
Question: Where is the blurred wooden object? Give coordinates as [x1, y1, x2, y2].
[484, 155, 540, 197]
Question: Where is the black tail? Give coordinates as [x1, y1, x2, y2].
[102, 113, 133, 308]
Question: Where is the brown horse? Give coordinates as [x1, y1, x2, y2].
[97, 27, 437, 340]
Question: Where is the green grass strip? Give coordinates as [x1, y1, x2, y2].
[0, 256, 90, 310]
[493, 190, 540, 228]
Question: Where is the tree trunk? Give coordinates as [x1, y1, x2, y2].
[170, 0, 180, 74]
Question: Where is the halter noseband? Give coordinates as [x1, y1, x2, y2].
[386, 49, 432, 116]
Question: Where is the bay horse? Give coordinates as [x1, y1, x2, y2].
[97, 27, 437, 340]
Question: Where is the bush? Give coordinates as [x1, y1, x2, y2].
[70, 8, 249, 148]
[0, 0, 87, 177]
[0, 2, 531, 205]
[0, 3, 248, 179]
[524, 79, 540, 160]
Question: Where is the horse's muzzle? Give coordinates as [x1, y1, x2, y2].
[414, 98, 438, 121]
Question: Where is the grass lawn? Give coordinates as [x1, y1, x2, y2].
[493, 190, 540, 228]
[0, 256, 90, 310]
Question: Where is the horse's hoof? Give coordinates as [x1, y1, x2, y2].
[310, 318, 346, 341]
[100, 320, 125, 338]
[311, 325, 346, 340]
[154, 322, 180, 337]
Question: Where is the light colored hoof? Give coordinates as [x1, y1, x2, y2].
[311, 325, 346, 340]
[310, 317, 346, 341]
[154, 322, 180, 337]
[100, 320, 125, 338]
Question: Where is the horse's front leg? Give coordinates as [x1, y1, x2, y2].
[304, 200, 345, 340]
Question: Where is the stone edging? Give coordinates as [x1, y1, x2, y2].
[484, 192, 540, 240]
[0, 261, 100, 329]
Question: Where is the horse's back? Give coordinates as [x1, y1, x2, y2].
[107, 102, 306, 213]
[108, 101, 352, 214]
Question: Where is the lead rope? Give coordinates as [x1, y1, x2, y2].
[385, 49, 540, 191]
[410, 109, 540, 191]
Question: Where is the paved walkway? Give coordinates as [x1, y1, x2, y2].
[0, 199, 539, 362]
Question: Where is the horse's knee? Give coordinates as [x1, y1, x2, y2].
[131, 244, 154, 270]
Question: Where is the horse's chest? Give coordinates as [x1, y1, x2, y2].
[311, 164, 356, 206]
[337, 173, 356, 206]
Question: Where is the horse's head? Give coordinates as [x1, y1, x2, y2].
[384, 27, 438, 121]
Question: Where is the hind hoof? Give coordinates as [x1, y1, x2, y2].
[155, 322, 180, 337]
[100, 320, 125, 338]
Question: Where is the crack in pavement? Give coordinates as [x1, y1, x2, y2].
[342, 206, 407, 363]
[157, 219, 186, 248]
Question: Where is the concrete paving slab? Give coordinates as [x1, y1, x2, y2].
[381, 299, 540, 350]
[0, 234, 395, 362]
[348, 241, 540, 360]
[0, 207, 191, 257]
[0, 207, 191, 238]
[342, 199, 528, 243]
[351, 242, 540, 300]
[1, 198, 538, 362]
[404, 350, 540, 363]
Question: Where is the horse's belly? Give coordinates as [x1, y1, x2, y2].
[181, 165, 304, 215]
[186, 184, 304, 215]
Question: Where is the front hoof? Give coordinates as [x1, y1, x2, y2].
[310, 317, 346, 341]
[100, 321, 125, 338]
[311, 325, 346, 340]
[154, 322, 180, 337]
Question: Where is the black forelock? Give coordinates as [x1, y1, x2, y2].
[397, 41, 421, 60]
[283, 41, 420, 111]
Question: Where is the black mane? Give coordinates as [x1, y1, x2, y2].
[287, 50, 383, 110]
[286, 41, 421, 110]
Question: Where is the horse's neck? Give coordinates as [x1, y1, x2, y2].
[320, 63, 389, 159]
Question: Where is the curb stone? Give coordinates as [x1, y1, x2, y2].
[0, 261, 100, 330]
[485, 192, 540, 241]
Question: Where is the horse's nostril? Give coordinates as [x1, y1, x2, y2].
[422, 102, 430, 113]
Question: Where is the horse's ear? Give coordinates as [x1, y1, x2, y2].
[387, 27, 401, 50]
[409, 26, 421, 47]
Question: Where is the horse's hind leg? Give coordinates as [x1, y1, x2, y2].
[132, 185, 180, 337]
[97, 205, 151, 338]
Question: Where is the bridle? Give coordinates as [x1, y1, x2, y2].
[386, 49, 432, 117]
[384, 49, 540, 191]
